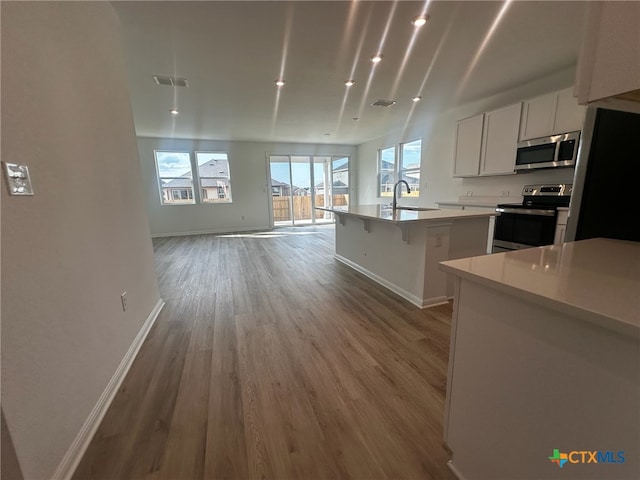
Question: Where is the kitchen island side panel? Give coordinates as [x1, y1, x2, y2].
[445, 217, 490, 296]
[445, 279, 640, 480]
[334, 216, 430, 305]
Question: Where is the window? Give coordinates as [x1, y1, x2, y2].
[153, 150, 233, 205]
[332, 157, 349, 206]
[378, 146, 396, 197]
[195, 152, 232, 203]
[377, 140, 422, 198]
[154, 151, 195, 205]
[400, 139, 422, 197]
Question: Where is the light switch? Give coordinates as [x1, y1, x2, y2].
[3, 162, 34, 195]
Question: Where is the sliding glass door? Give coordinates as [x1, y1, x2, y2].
[269, 155, 349, 226]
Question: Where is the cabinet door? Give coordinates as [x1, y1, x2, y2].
[480, 103, 521, 176]
[553, 87, 586, 134]
[519, 93, 556, 140]
[453, 114, 483, 177]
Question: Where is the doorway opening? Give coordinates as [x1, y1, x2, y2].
[268, 155, 349, 227]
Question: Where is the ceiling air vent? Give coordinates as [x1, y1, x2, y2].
[153, 75, 189, 87]
[371, 99, 397, 107]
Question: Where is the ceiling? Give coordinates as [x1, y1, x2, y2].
[113, 1, 587, 145]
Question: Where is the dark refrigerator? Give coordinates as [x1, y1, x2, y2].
[566, 107, 640, 242]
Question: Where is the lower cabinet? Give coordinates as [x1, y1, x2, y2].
[554, 208, 569, 244]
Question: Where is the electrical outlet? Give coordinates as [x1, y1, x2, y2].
[435, 234, 442, 247]
[500, 190, 510, 197]
[121, 292, 127, 312]
[466, 191, 473, 196]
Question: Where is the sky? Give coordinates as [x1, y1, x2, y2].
[381, 139, 422, 169]
[270, 157, 349, 189]
[155, 151, 229, 178]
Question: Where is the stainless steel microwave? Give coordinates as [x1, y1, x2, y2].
[515, 131, 580, 171]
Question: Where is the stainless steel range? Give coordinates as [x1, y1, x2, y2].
[492, 184, 572, 253]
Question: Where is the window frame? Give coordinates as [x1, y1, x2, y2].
[153, 150, 196, 206]
[399, 139, 422, 198]
[377, 145, 397, 198]
[195, 151, 233, 204]
[153, 149, 234, 206]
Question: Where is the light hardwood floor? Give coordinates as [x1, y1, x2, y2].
[74, 225, 456, 480]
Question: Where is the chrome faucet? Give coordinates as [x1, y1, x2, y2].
[392, 180, 411, 210]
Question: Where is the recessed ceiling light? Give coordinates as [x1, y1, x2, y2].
[352, 117, 359, 121]
[371, 54, 383, 64]
[275, 79, 286, 87]
[412, 96, 422, 102]
[345, 80, 355, 87]
[170, 108, 179, 115]
[412, 15, 429, 27]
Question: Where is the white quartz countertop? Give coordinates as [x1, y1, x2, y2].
[436, 195, 522, 208]
[440, 238, 640, 338]
[316, 204, 496, 223]
[436, 200, 501, 208]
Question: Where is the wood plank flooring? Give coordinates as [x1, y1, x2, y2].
[74, 226, 456, 480]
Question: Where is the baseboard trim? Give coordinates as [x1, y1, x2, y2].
[151, 226, 271, 238]
[51, 299, 165, 480]
[334, 254, 444, 309]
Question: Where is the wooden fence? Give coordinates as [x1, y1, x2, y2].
[272, 195, 348, 222]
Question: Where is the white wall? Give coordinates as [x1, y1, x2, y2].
[357, 68, 578, 207]
[1, 3, 161, 479]
[138, 137, 357, 236]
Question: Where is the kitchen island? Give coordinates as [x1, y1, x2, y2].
[317, 205, 495, 308]
[439, 238, 640, 480]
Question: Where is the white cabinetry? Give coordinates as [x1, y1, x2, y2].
[575, 2, 640, 107]
[519, 92, 556, 140]
[453, 114, 483, 177]
[554, 88, 587, 134]
[554, 208, 569, 244]
[454, 103, 521, 178]
[519, 88, 585, 141]
[480, 103, 521, 176]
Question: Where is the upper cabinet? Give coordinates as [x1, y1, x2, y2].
[480, 103, 521, 176]
[519, 88, 586, 141]
[575, 2, 640, 109]
[453, 104, 521, 178]
[554, 88, 587, 134]
[453, 114, 484, 177]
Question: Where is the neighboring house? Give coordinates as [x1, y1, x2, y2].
[379, 159, 419, 194]
[271, 179, 307, 197]
[162, 158, 231, 202]
[315, 158, 349, 196]
[314, 180, 348, 196]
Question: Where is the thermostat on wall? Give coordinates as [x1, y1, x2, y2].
[3, 162, 34, 195]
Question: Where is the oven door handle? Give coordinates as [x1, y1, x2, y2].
[495, 207, 556, 216]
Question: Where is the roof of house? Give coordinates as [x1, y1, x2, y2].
[162, 160, 229, 188]
[197, 159, 229, 178]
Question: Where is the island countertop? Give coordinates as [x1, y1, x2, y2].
[440, 238, 640, 338]
[317, 204, 496, 223]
